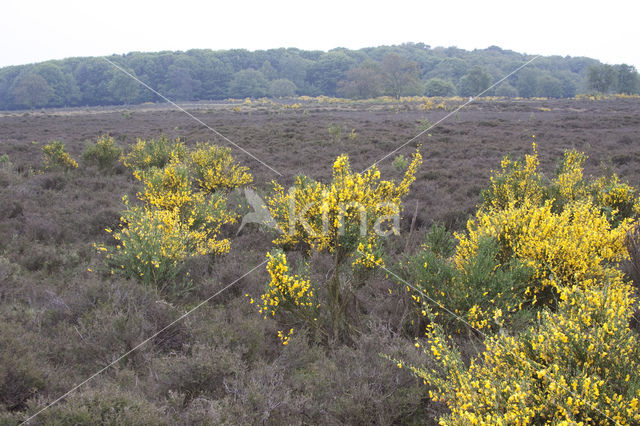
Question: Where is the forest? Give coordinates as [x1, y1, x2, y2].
[1, 43, 638, 110]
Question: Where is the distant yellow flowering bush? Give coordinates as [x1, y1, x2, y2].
[121, 136, 187, 170]
[482, 144, 640, 223]
[258, 149, 422, 341]
[42, 141, 78, 171]
[398, 280, 640, 425]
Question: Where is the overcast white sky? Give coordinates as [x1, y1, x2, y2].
[2, 0, 639, 69]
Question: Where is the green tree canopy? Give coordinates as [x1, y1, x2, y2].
[380, 53, 422, 98]
[269, 78, 297, 97]
[457, 66, 491, 97]
[337, 64, 382, 99]
[616, 64, 639, 94]
[587, 64, 617, 93]
[423, 78, 456, 96]
[11, 73, 53, 108]
[229, 69, 268, 98]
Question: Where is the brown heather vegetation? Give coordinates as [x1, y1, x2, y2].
[0, 97, 639, 424]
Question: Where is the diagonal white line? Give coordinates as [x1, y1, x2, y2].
[102, 57, 283, 176]
[20, 259, 268, 425]
[363, 55, 541, 173]
[376, 261, 621, 425]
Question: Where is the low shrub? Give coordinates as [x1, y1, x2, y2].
[392, 154, 409, 172]
[41, 141, 78, 171]
[121, 136, 186, 170]
[81, 134, 122, 170]
[258, 149, 422, 342]
[99, 141, 249, 294]
[99, 196, 231, 292]
[398, 281, 640, 424]
[20, 384, 168, 424]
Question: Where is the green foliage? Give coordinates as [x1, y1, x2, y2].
[458, 66, 492, 97]
[121, 136, 187, 170]
[269, 78, 297, 97]
[327, 123, 342, 141]
[380, 53, 422, 98]
[0, 154, 9, 165]
[423, 222, 455, 258]
[587, 64, 618, 93]
[495, 82, 518, 97]
[397, 234, 533, 333]
[392, 154, 409, 172]
[12, 73, 53, 108]
[536, 75, 563, 98]
[0, 46, 635, 109]
[81, 134, 123, 170]
[229, 69, 268, 98]
[337, 65, 382, 99]
[423, 78, 456, 97]
[41, 141, 78, 171]
[617, 64, 640, 94]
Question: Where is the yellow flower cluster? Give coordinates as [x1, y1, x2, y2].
[455, 198, 632, 303]
[392, 145, 640, 424]
[121, 136, 187, 170]
[553, 149, 588, 203]
[190, 143, 253, 192]
[81, 134, 123, 169]
[408, 281, 640, 425]
[481, 143, 543, 210]
[42, 141, 78, 171]
[258, 149, 422, 342]
[277, 328, 294, 345]
[99, 196, 231, 287]
[267, 149, 422, 267]
[261, 251, 315, 319]
[591, 174, 640, 226]
[98, 140, 250, 289]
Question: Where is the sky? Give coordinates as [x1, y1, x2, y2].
[2, 0, 639, 70]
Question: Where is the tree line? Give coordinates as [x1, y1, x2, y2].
[1, 43, 638, 110]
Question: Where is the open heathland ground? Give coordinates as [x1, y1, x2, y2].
[1, 97, 639, 424]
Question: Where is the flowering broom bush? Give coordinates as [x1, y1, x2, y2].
[394, 280, 640, 425]
[190, 143, 253, 192]
[121, 136, 187, 170]
[100, 196, 231, 292]
[391, 145, 640, 423]
[398, 146, 638, 333]
[258, 149, 422, 342]
[98, 140, 251, 293]
[42, 141, 78, 171]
